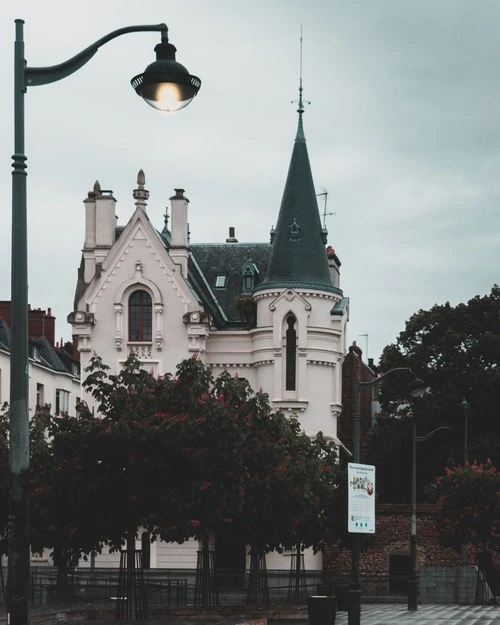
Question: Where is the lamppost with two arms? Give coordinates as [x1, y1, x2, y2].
[9, 19, 200, 625]
[347, 346, 426, 625]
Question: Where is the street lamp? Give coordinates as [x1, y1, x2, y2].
[461, 397, 470, 568]
[9, 19, 200, 625]
[408, 424, 450, 611]
[347, 346, 425, 625]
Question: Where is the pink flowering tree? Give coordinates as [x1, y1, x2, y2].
[434, 460, 500, 553]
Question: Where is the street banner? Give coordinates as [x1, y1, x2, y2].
[348, 462, 375, 533]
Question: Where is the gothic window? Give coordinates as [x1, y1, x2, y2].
[129, 290, 152, 341]
[242, 269, 254, 293]
[285, 314, 297, 391]
[141, 531, 151, 569]
[241, 260, 258, 293]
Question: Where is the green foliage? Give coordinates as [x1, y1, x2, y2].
[0, 355, 345, 561]
[0, 404, 8, 552]
[434, 461, 500, 552]
[366, 285, 500, 503]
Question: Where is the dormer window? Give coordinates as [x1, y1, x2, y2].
[215, 275, 227, 288]
[243, 273, 254, 292]
[241, 260, 259, 293]
[289, 219, 300, 241]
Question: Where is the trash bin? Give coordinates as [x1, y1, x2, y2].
[307, 594, 336, 625]
[334, 584, 349, 611]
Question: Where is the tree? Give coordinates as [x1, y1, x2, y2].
[434, 460, 500, 553]
[26, 354, 343, 608]
[0, 403, 8, 554]
[366, 285, 500, 502]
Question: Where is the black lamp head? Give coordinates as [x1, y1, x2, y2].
[408, 376, 428, 398]
[131, 31, 201, 112]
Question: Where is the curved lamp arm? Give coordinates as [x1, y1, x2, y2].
[22, 23, 168, 87]
[359, 366, 414, 388]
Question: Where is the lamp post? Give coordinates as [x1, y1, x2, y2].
[462, 398, 470, 465]
[9, 19, 200, 625]
[461, 397, 470, 567]
[407, 424, 450, 611]
[347, 347, 425, 625]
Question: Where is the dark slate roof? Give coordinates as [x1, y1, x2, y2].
[190, 243, 271, 327]
[0, 319, 79, 377]
[0, 320, 10, 350]
[256, 113, 342, 296]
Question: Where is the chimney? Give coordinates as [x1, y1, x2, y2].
[226, 227, 238, 243]
[169, 188, 190, 276]
[27, 306, 55, 345]
[83, 181, 116, 282]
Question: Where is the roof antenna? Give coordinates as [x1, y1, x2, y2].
[316, 188, 337, 228]
[291, 24, 310, 114]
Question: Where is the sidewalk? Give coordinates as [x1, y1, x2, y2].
[335, 603, 499, 624]
[6, 603, 499, 625]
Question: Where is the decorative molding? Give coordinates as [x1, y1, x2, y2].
[128, 343, 153, 360]
[272, 401, 308, 412]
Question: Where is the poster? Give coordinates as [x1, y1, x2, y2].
[348, 463, 375, 533]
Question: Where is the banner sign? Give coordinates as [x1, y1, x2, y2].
[348, 463, 376, 533]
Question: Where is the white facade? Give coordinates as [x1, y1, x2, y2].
[0, 345, 81, 418]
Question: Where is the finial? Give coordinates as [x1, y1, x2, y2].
[133, 169, 149, 210]
[291, 25, 311, 116]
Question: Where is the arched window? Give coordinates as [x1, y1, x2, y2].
[141, 531, 151, 569]
[129, 290, 152, 341]
[285, 314, 297, 391]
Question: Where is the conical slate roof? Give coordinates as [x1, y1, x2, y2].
[256, 110, 337, 293]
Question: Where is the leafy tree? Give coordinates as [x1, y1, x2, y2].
[434, 460, 500, 553]
[0, 403, 8, 554]
[23, 353, 344, 607]
[366, 285, 500, 502]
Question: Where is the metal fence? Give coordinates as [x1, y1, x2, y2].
[0, 566, 495, 607]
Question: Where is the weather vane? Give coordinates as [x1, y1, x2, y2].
[291, 24, 311, 113]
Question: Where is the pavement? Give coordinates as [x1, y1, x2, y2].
[9, 603, 499, 625]
[333, 603, 500, 624]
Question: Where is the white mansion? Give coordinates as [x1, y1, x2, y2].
[68, 104, 349, 571]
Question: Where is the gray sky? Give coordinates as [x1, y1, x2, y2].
[1, 1, 499, 362]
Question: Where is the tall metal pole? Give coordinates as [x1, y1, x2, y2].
[348, 352, 361, 625]
[9, 18, 31, 625]
[461, 398, 470, 567]
[408, 421, 417, 610]
[8, 19, 199, 625]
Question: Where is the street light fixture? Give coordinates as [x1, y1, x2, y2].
[9, 19, 200, 625]
[347, 347, 425, 625]
[408, 424, 450, 611]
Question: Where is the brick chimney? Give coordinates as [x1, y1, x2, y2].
[0, 302, 55, 345]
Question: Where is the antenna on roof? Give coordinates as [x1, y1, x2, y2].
[291, 24, 310, 113]
[316, 188, 336, 228]
[358, 333, 369, 360]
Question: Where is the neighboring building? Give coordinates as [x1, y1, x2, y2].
[0, 302, 81, 419]
[338, 341, 379, 458]
[68, 101, 349, 571]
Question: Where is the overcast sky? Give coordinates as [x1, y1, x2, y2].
[1, 1, 499, 362]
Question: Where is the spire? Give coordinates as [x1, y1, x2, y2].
[256, 31, 338, 294]
[133, 169, 149, 211]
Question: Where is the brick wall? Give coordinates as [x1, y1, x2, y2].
[325, 503, 500, 578]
